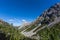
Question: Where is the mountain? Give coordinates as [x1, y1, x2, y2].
[0, 3, 60, 40]
[18, 21, 30, 30]
[0, 19, 35, 40]
[0, 19, 10, 26]
[21, 3, 60, 40]
[24, 3, 60, 31]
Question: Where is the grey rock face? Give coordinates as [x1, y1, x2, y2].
[21, 3, 60, 40]
[32, 3, 60, 26]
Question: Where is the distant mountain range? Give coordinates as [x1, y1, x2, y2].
[0, 19, 10, 26]
[0, 19, 35, 40]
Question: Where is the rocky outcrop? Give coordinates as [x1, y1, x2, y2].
[21, 3, 60, 40]
[31, 3, 60, 26]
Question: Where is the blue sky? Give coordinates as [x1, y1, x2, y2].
[0, 0, 60, 26]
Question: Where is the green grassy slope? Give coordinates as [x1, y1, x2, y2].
[37, 22, 60, 40]
[0, 24, 35, 40]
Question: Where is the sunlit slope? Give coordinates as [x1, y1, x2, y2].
[0, 20, 36, 40]
[37, 22, 60, 40]
[20, 3, 60, 40]
[24, 3, 60, 32]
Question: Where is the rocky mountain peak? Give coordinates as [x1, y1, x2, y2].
[31, 3, 60, 27]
